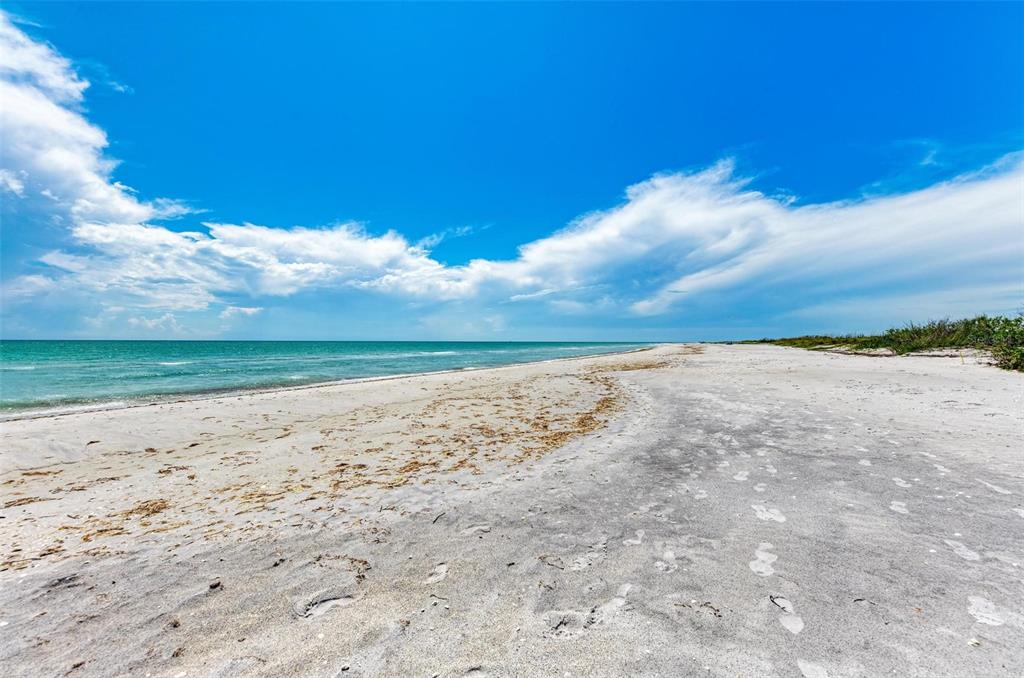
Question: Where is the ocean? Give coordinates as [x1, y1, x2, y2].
[0, 340, 648, 418]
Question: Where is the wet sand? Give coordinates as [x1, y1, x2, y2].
[1, 344, 1021, 677]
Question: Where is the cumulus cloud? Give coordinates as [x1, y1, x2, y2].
[0, 14, 87, 102]
[36, 220, 450, 309]
[38, 155, 1018, 320]
[2, 8, 1021, 335]
[219, 305, 263, 320]
[0, 11, 193, 228]
[127, 312, 184, 334]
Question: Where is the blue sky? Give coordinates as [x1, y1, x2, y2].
[1, 2, 1022, 340]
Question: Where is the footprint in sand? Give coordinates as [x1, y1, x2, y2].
[749, 543, 777, 577]
[771, 596, 804, 634]
[569, 538, 608, 571]
[751, 504, 786, 522]
[889, 501, 909, 514]
[292, 591, 358, 618]
[655, 549, 678, 573]
[966, 595, 1024, 627]
[623, 530, 645, 546]
[586, 584, 632, 626]
[424, 562, 448, 584]
[944, 540, 981, 561]
[461, 524, 491, 536]
[542, 611, 586, 638]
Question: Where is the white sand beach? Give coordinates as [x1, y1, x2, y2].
[1, 344, 1021, 677]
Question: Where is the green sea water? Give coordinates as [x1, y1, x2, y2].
[0, 341, 648, 417]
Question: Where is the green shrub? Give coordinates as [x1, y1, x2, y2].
[986, 315, 1024, 370]
[758, 315, 1024, 372]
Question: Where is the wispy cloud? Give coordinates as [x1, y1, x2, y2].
[2, 9, 1021, 337]
[27, 155, 1016, 320]
[625, 157, 1023, 316]
[0, 168, 25, 195]
[219, 305, 263, 320]
[415, 224, 474, 250]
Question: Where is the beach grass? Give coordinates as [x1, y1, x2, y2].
[743, 315, 1024, 371]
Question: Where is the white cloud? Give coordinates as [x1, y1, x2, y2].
[627, 157, 1024, 315]
[38, 220, 450, 308]
[219, 305, 263, 320]
[0, 14, 87, 102]
[416, 224, 475, 250]
[0, 11, 194, 228]
[509, 288, 558, 302]
[0, 168, 25, 195]
[2, 273, 56, 298]
[13, 151, 1024, 322]
[127, 312, 184, 334]
[2, 8, 1021, 334]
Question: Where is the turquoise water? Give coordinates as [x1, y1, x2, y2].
[0, 341, 648, 417]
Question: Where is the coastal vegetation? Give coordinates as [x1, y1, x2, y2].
[748, 315, 1024, 371]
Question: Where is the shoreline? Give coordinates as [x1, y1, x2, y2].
[1, 344, 1021, 676]
[0, 344, 660, 423]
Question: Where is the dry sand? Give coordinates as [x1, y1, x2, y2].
[0, 344, 1021, 677]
